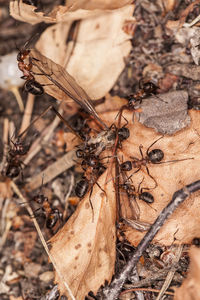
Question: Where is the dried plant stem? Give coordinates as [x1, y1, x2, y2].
[19, 93, 35, 136]
[25, 149, 76, 191]
[10, 85, 24, 112]
[120, 287, 174, 297]
[23, 108, 61, 165]
[10, 181, 76, 300]
[102, 180, 200, 300]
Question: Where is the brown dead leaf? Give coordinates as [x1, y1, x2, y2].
[165, 0, 200, 31]
[35, 5, 134, 99]
[174, 247, 200, 300]
[114, 109, 200, 246]
[10, 0, 133, 24]
[49, 170, 116, 299]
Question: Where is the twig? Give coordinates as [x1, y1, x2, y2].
[10, 181, 76, 300]
[9, 85, 24, 112]
[102, 180, 200, 300]
[120, 287, 174, 297]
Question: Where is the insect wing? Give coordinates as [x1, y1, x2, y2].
[29, 49, 107, 129]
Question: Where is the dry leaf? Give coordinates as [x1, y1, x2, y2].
[174, 247, 200, 300]
[35, 5, 134, 99]
[10, 0, 133, 24]
[49, 170, 116, 299]
[115, 109, 200, 246]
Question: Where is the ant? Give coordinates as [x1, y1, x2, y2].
[17, 46, 44, 95]
[119, 178, 155, 221]
[120, 136, 193, 188]
[3, 137, 30, 178]
[75, 160, 106, 214]
[33, 190, 63, 230]
[127, 80, 158, 108]
[117, 79, 166, 127]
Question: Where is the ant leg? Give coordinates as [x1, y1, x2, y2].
[146, 136, 164, 156]
[17, 105, 53, 138]
[51, 107, 82, 141]
[126, 168, 141, 181]
[88, 187, 94, 222]
[154, 94, 168, 104]
[139, 145, 144, 159]
[137, 177, 145, 194]
[145, 165, 157, 189]
[96, 181, 107, 199]
[154, 157, 194, 165]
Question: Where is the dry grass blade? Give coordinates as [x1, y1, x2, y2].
[29, 49, 107, 129]
[25, 149, 77, 191]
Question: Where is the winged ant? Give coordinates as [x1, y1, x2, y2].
[16, 40, 131, 219]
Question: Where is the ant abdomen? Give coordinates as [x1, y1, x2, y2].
[24, 79, 44, 95]
[139, 192, 154, 204]
[46, 209, 62, 229]
[75, 179, 89, 198]
[118, 127, 130, 142]
[148, 149, 164, 163]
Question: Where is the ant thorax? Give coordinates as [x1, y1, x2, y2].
[86, 127, 116, 156]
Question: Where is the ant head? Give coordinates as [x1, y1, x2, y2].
[33, 194, 47, 204]
[6, 165, 20, 178]
[17, 49, 30, 62]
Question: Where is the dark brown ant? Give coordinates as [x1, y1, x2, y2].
[75, 161, 106, 199]
[17, 46, 44, 95]
[117, 79, 166, 128]
[33, 192, 62, 229]
[121, 179, 154, 207]
[3, 137, 30, 178]
[120, 136, 193, 187]
[127, 80, 158, 108]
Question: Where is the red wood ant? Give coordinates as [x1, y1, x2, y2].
[120, 136, 194, 188]
[120, 178, 155, 221]
[33, 192, 62, 230]
[117, 79, 166, 127]
[3, 137, 30, 178]
[17, 47, 44, 95]
[127, 80, 158, 108]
